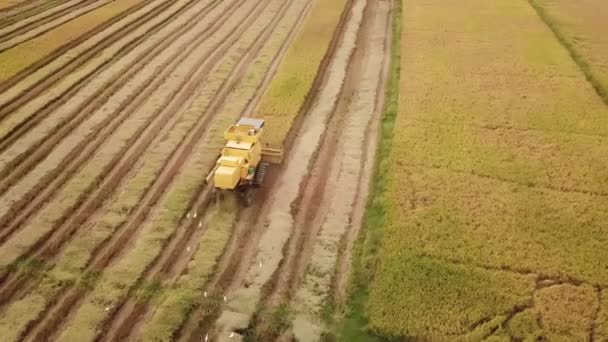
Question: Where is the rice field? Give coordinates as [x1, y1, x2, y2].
[363, 0, 608, 339]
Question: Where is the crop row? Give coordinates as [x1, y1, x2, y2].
[0, 1, 257, 336]
[0, 0, 239, 270]
[254, 0, 350, 147]
[0, 0, 148, 82]
[0, 0, 186, 138]
[137, 0, 310, 339]
[367, 0, 608, 338]
[50, 1, 285, 339]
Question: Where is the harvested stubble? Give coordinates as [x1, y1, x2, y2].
[0, 0, 177, 140]
[0, 0, 239, 271]
[367, 0, 608, 338]
[56, 3, 280, 340]
[530, 0, 608, 103]
[0, 1, 258, 336]
[254, 0, 348, 147]
[0, 0, 145, 82]
[137, 1, 309, 337]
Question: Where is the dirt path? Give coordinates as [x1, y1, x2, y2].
[288, 1, 392, 339]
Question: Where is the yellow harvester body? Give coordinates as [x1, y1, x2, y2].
[207, 118, 281, 191]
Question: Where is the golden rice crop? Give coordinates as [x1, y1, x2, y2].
[530, 0, 608, 102]
[367, 0, 608, 338]
[255, 0, 348, 147]
[0, 0, 145, 82]
[533, 283, 598, 340]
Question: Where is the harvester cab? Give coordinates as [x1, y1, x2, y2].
[206, 118, 282, 205]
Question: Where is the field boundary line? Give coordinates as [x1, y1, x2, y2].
[528, 0, 608, 106]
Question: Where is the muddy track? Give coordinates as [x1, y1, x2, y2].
[0, 0, 185, 137]
[0, 0, 106, 50]
[0, 0, 225, 244]
[0, 0, 253, 304]
[255, 2, 392, 338]
[0, 0, 160, 93]
[96, 1, 299, 338]
[10, 1, 281, 340]
[177, 1, 360, 340]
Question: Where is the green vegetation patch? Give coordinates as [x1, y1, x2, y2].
[367, 251, 535, 338]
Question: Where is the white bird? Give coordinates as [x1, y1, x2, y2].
[229, 332, 235, 338]
[223, 295, 227, 302]
[259, 260, 262, 268]
[187, 212, 191, 218]
[199, 221, 202, 228]
[204, 291, 207, 298]
[104, 307, 110, 312]
[187, 246, 191, 252]
[194, 212, 198, 218]
[204, 333, 208, 342]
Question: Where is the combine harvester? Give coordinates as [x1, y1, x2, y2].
[206, 118, 283, 205]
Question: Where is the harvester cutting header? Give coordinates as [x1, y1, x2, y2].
[206, 118, 282, 205]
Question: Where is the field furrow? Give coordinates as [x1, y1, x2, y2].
[200, 0, 360, 340]
[103, 1, 312, 339]
[0, 0, 153, 84]
[34, 2, 279, 339]
[0, 0, 112, 52]
[0, 0, 244, 269]
[0, 0, 178, 138]
[0, 0, 222, 236]
[0, 0, 86, 38]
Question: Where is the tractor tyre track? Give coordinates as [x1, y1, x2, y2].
[0, 0, 111, 51]
[178, 0, 359, 340]
[0, 0, 227, 243]
[0, 0, 164, 94]
[0, 0, 87, 38]
[0, 0, 68, 22]
[0, 0, 254, 305]
[97, 1, 297, 338]
[13, 1, 279, 340]
[0, 0, 191, 141]
[257, 3, 391, 338]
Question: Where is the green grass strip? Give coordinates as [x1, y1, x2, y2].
[338, 0, 402, 340]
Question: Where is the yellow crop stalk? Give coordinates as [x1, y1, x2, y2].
[206, 118, 282, 205]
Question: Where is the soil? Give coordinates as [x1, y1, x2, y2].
[0, 0, 392, 339]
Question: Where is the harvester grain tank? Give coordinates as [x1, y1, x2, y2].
[206, 118, 282, 205]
